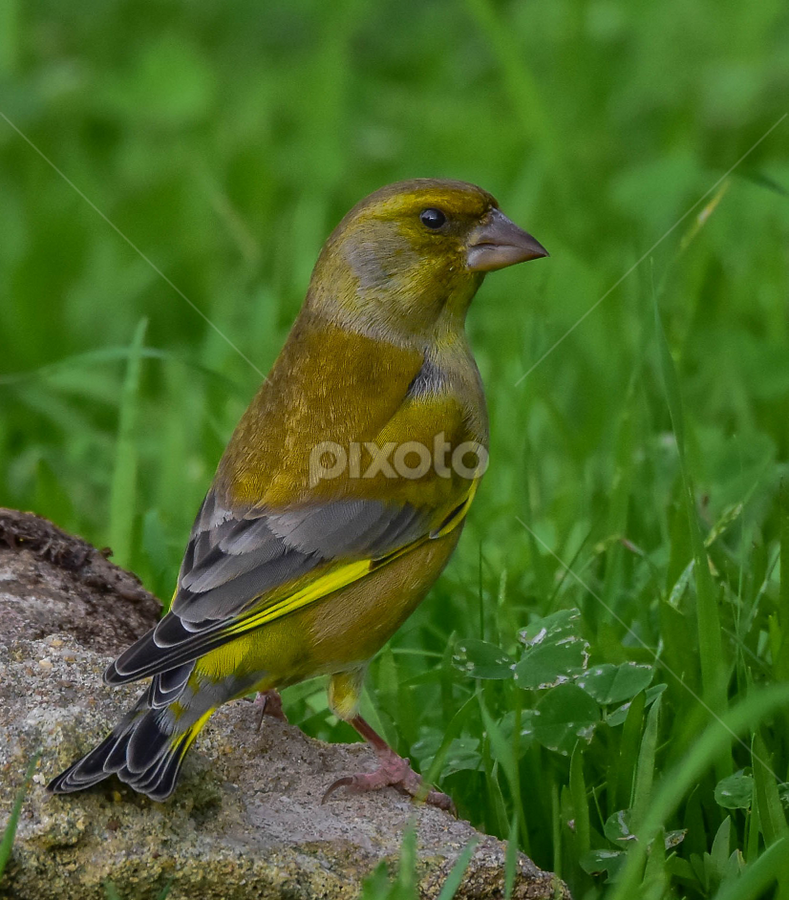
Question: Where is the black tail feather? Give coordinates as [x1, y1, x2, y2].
[103, 619, 232, 687]
[47, 731, 122, 792]
[104, 725, 135, 772]
[126, 710, 172, 774]
[148, 662, 195, 709]
[122, 741, 186, 801]
[47, 692, 202, 801]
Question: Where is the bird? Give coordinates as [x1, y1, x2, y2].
[48, 178, 547, 807]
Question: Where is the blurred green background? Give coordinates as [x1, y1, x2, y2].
[2, 1, 789, 897]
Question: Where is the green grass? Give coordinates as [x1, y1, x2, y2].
[2, 1, 789, 897]
[0, 755, 38, 882]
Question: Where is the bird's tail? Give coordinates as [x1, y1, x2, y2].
[47, 692, 214, 802]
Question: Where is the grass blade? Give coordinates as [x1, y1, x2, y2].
[436, 838, 479, 900]
[631, 694, 661, 829]
[654, 294, 727, 747]
[608, 682, 789, 900]
[752, 732, 788, 846]
[0, 753, 39, 880]
[710, 836, 789, 900]
[569, 743, 590, 858]
[108, 317, 147, 567]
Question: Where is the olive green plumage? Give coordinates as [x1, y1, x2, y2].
[48, 178, 547, 801]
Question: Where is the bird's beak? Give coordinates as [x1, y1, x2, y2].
[466, 208, 549, 272]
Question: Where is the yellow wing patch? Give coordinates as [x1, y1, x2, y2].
[431, 478, 479, 538]
[206, 480, 480, 649]
[225, 558, 372, 636]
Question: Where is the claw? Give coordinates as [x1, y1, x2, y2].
[253, 689, 288, 732]
[321, 748, 455, 813]
[321, 775, 355, 805]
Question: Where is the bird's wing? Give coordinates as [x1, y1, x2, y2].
[106, 484, 474, 685]
[106, 322, 483, 686]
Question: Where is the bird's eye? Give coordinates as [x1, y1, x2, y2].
[419, 208, 447, 230]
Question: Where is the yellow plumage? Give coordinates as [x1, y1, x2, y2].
[48, 178, 547, 805]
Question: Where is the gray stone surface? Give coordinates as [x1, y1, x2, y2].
[0, 508, 161, 654]
[0, 511, 569, 899]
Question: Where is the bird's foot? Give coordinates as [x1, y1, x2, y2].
[254, 689, 288, 732]
[322, 749, 455, 813]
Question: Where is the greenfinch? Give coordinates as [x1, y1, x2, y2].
[48, 179, 547, 807]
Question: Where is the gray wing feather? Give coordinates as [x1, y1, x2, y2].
[169, 489, 427, 628]
[105, 491, 433, 685]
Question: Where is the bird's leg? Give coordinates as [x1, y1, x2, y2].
[322, 714, 455, 813]
[253, 689, 288, 732]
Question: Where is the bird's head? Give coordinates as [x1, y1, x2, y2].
[306, 179, 547, 344]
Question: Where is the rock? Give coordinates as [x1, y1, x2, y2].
[0, 511, 569, 899]
[0, 508, 161, 654]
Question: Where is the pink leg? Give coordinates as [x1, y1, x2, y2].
[322, 715, 455, 813]
[253, 689, 288, 732]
